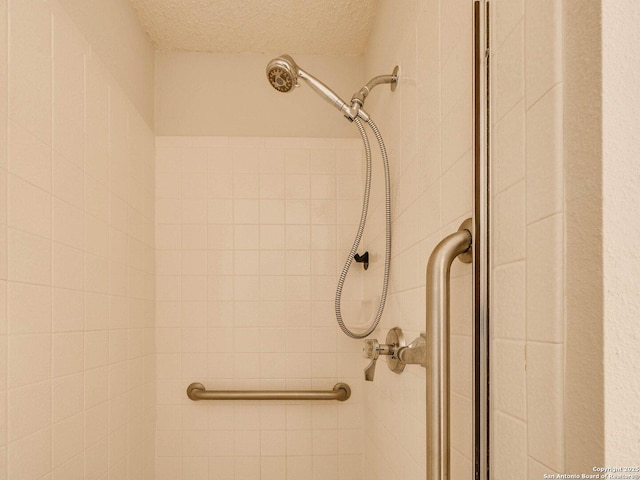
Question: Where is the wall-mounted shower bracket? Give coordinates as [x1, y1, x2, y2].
[351, 66, 399, 108]
[362, 327, 426, 381]
[354, 251, 369, 270]
[457, 218, 473, 264]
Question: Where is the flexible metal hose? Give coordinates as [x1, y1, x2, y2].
[335, 117, 392, 339]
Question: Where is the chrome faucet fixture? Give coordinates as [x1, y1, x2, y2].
[362, 327, 426, 381]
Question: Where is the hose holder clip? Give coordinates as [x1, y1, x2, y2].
[354, 252, 369, 270]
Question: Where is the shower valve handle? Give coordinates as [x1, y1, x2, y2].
[362, 327, 416, 381]
[362, 339, 393, 381]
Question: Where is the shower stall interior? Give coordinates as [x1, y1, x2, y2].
[6, 0, 631, 476]
[1, 0, 572, 478]
[189, 6, 493, 475]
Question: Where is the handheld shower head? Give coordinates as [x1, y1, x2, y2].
[266, 55, 299, 93]
[266, 54, 352, 116]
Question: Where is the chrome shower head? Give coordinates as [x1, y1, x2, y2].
[266, 54, 353, 117]
[266, 55, 299, 93]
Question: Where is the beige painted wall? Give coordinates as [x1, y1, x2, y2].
[602, 0, 640, 463]
[57, 0, 155, 127]
[564, 0, 604, 470]
[155, 52, 363, 138]
[565, 0, 640, 466]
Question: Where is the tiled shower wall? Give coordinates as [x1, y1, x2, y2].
[360, 1, 566, 479]
[491, 0, 565, 478]
[360, 1, 474, 479]
[155, 136, 366, 480]
[0, 1, 156, 478]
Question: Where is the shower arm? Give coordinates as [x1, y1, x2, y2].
[317, 65, 400, 122]
[350, 66, 399, 109]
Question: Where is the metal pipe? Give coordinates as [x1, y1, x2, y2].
[351, 66, 399, 106]
[426, 220, 472, 480]
[186, 382, 351, 402]
[364, 73, 398, 91]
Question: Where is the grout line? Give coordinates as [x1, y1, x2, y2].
[493, 14, 525, 53]
[522, 1, 531, 467]
[528, 455, 560, 475]
[1, 2, 6, 450]
[525, 211, 563, 229]
[49, 6, 55, 475]
[494, 408, 528, 427]
[492, 257, 526, 269]
[524, 80, 562, 114]
[493, 95, 523, 127]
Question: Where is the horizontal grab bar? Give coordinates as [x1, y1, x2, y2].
[186, 382, 351, 402]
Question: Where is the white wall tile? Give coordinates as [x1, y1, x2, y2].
[495, 22, 524, 121]
[8, 0, 52, 145]
[51, 373, 83, 423]
[525, 0, 562, 107]
[52, 10, 85, 168]
[494, 0, 524, 47]
[493, 262, 526, 340]
[7, 283, 52, 334]
[528, 456, 558, 479]
[441, 96, 472, 172]
[494, 181, 526, 265]
[53, 155, 83, 208]
[440, 0, 472, 63]
[526, 343, 564, 471]
[7, 122, 52, 192]
[7, 428, 52, 479]
[52, 288, 83, 332]
[85, 59, 109, 187]
[441, 150, 473, 225]
[52, 413, 83, 468]
[490, 0, 566, 472]
[494, 412, 527, 480]
[362, 2, 566, 479]
[8, 174, 51, 238]
[526, 86, 564, 223]
[8, 381, 51, 442]
[5, 4, 156, 478]
[494, 340, 526, 420]
[156, 137, 364, 475]
[53, 199, 84, 250]
[495, 101, 525, 194]
[526, 215, 564, 343]
[7, 229, 51, 285]
[8, 334, 51, 388]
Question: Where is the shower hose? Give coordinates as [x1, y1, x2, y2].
[334, 116, 391, 339]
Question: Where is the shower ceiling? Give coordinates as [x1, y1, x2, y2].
[128, 0, 378, 55]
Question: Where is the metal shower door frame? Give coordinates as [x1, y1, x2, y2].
[425, 3, 489, 478]
[473, 1, 490, 480]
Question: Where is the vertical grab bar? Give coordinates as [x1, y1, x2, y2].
[426, 219, 472, 480]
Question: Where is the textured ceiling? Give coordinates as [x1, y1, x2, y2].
[128, 0, 378, 55]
